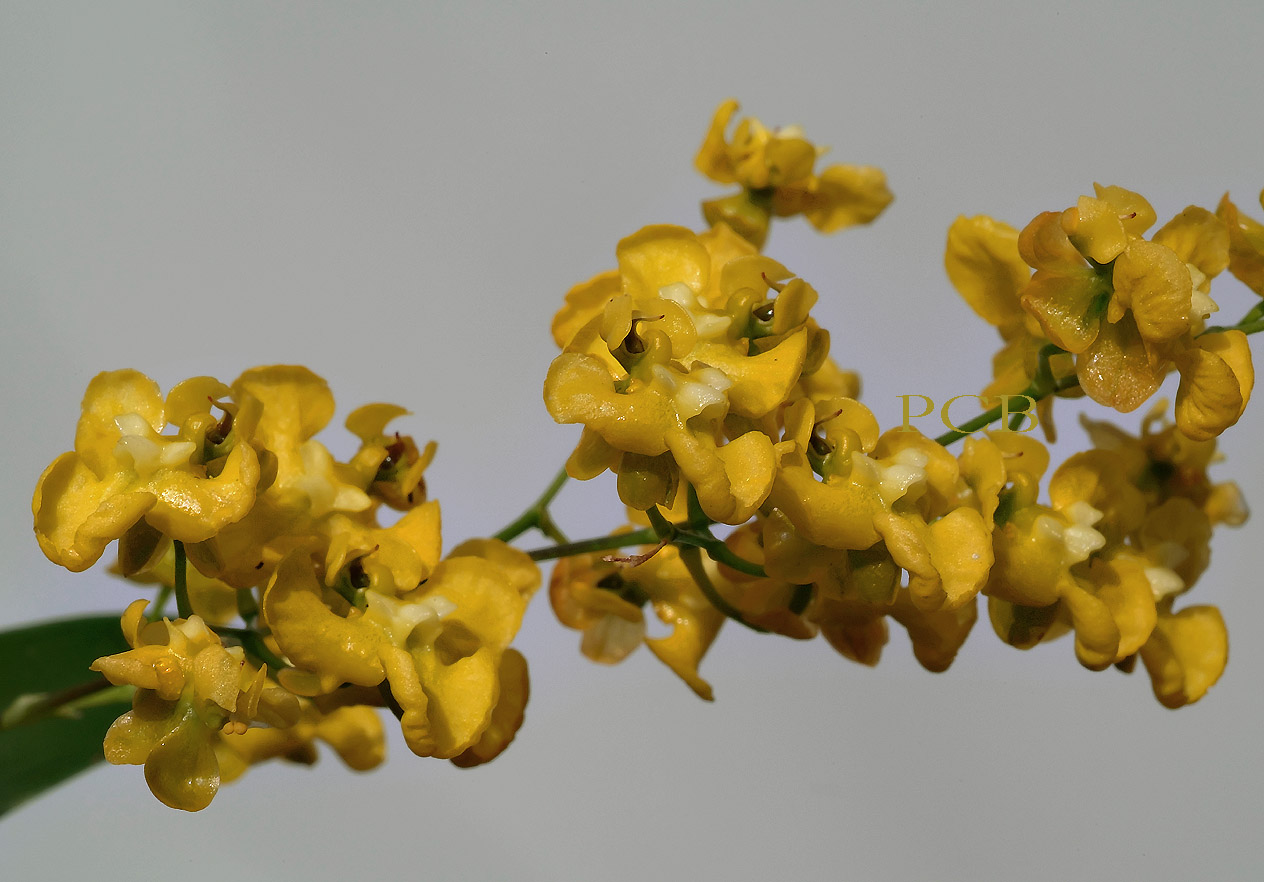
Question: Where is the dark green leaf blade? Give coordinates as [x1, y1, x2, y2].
[0, 614, 131, 817]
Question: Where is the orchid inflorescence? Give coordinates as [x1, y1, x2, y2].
[22, 100, 1262, 811]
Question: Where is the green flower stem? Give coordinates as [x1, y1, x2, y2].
[1214, 316, 1264, 336]
[1203, 302, 1264, 336]
[934, 344, 1069, 446]
[527, 527, 661, 562]
[148, 585, 172, 620]
[672, 531, 767, 578]
[173, 540, 192, 619]
[493, 466, 571, 543]
[678, 545, 769, 634]
[649, 498, 769, 630]
[937, 305, 1264, 448]
[214, 627, 289, 671]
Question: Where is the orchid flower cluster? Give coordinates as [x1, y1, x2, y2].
[20, 101, 1264, 813]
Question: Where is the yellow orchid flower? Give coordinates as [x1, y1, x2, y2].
[216, 702, 386, 781]
[91, 600, 300, 811]
[695, 99, 892, 248]
[984, 432, 1144, 669]
[734, 511, 979, 672]
[264, 532, 537, 760]
[33, 370, 260, 573]
[1139, 604, 1228, 708]
[549, 552, 648, 664]
[321, 501, 443, 598]
[1079, 404, 1249, 528]
[344, 403, 437, 511]
[1013, 186, 1243, 434]
[1173, 329, 1254, 441]
[944, 215, 1068, 438]
[549, 541, 724, 701]
[766, 396, 992, 613]
[545, 224, 818, 522]
[986, 427, 1226, 679]
[183, 366, 378, 589]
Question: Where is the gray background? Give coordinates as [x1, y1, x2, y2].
[3, 2, 1262, 880]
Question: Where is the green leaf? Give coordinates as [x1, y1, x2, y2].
[0, 614, 131, 817]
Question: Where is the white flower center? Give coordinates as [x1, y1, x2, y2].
[849, 447, 929, 507]
[652, 363, 732, 422]
[1034, 501, 1106, 565]
[1143, 565, 1185, 602]
[364, 590, 456, 647]
[658, 282, 731, 339]
[113, 412, 195, 477]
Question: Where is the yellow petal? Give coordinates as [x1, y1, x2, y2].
[958, 436, 1006, 524]
[1175, 330, 1254, 440]
[666, 429, 775, 525]
[1076, 313, 1167, 412]
[75, 370, 166, 478]
[446, 538, 540, 602]
[1048, 450, 1146, 541]
[694, 99, 740, 183]
[345, 403, 411, 443]
[702, 193, 771, 250]
[1092, 184, 1157, 237]
[264, 550, 388, 688]
[144, 703, 220, 811]
[1140, 605, 1228, 708]
[815, 598, 887, 666]
[564, 427, 622, 480]
[316, 705, 387, 770]
[102, 690, 178, 765]
[1087, 554, 1158, 660]
[165, 376, 232, 429]
[890, 590, 978, 672]
[1020, 272, 1104, 353]
[1216, 192, 1264, 295]
[795, 164, 894, 233]
[768, 458, 883, 551]
[616, 225, 710, 304]
[922, 508, 993, 610]
[944, 215, 1031, 331]
[450, 649, 530, 768]
[544, 353, 674, 457]
[33, 452, 155, 572]
[145, 443, 260, 542]
[404, 556, 527, 758]
[1060, 576, 1121, 671]
[1152, 206, 1230, 279]
[1062, 195, 1128, 264]
[690, 329, 807, 418]
[552, 269, 621, 349]
[987, 596, 1063, 649]
[1112, 239, 1192, 347]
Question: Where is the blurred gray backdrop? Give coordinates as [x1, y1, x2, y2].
[2, 2, 1261, 880]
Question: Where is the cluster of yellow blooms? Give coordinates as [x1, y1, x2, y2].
[27, 100, 1264, 811]
[33, 366, 535, 809]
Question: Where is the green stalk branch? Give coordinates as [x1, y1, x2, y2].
[214, 627, 290, 671]
[527, 527, 661, 562]
[493, 466, 571, 543]
[678, 545, 768, 634]
[148, 584, 172, 620]
[1203, 302, 1264, 336]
